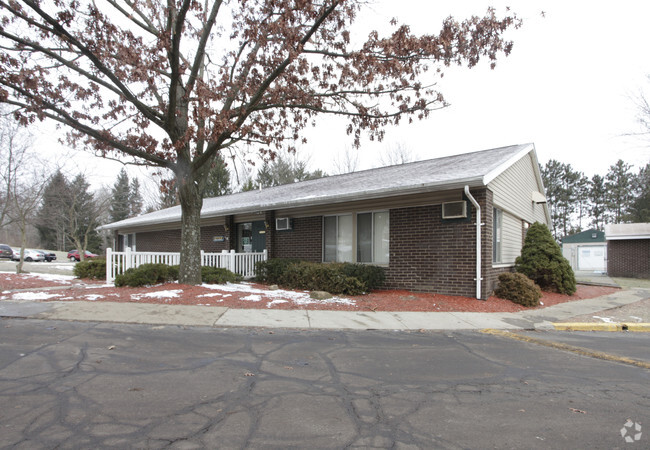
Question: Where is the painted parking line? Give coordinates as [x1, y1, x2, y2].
[480, 328, 650, 370]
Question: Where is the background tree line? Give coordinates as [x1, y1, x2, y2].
[541, 158, 649, 240]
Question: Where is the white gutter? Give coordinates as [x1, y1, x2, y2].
[464, 186, 483, 300]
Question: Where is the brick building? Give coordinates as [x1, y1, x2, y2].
[101, 144, 551, 299]
[605, 223, 650, 278]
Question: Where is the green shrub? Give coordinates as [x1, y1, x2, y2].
[279, 261, 366, 295]
[256, 258, 385, 294]
[494, 272, 542, 307]
[340, 263, 385, 290]
[114, 263, 177, 287]
[515, 222, 576, 295]
[73, 258, 106, 280]
[255, 258, 302, 283]
[201, 266, 242, 284]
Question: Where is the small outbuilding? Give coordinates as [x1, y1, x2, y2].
[561, 229, 606, 273]
[605, 223, 650, 278]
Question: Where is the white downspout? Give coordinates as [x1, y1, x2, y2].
[464, 186, 483, 300]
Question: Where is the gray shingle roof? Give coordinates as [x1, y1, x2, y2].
[101, 143, 534, 231]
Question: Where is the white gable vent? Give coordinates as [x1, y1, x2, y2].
[442, 201, 467, 219]
[275, 217, 292, 231]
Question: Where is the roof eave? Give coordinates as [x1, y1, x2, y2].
[101, 177, 486, 231]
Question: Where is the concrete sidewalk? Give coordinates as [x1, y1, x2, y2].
[1, 287, 649, 331]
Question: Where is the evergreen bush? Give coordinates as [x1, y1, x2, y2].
[494, 272, 542, 307]
[114, 263, 177, 287]
[73, 258, 106, 280]
[340, 263, 386, 290]
[201, 266, 242, 284]
[256, 259, 382, 295]
[515, 222, 576, 295]
[255, 258, 302, 283]
[114, 263, 241, 287]
[280, 261, 366, 295]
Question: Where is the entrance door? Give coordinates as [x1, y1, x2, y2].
[237, 221, 266, 253]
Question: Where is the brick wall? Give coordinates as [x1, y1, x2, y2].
[607, 239, 650, 278]
[136, 225, 230, 253]
[133, 188, 506, 298]
[385, 188, 495, 299]
[270, 216, 322, 262]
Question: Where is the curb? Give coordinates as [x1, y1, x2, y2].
[552, 322, 650, 332]
[481, 329, 650, 369]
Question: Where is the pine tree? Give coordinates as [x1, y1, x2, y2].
[630, 162, 650, 222]
[588, 174, 607, 230]
[36, 170, 71, 250]
[110, 169, 131, 222]
[254, 155, 326, 188]
[129, 178, 143, 217]
[541, 160, 580, 239]
[515, 222, 576, 295]
[605, 160, 634, 223]
[203, 153, 231, 198]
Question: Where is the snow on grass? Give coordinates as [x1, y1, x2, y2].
[11, 292, 63, 301]
[203, 282, 357, 308]
[131, 289, 183, 301]
[83, 294, 105, 301]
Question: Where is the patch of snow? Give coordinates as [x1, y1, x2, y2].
[83, 295, 104, 301]
[241, 294, 263, 302]
[592, 316, 615, 323]
[197, 292, 223, 298]
[11, 292, 63, 301]
[267, 299, 289, 308]
[26, 273, 76, 283]
[203, 282, 356, 307]
[131, 289, 183, 301]
[630, 316, 643, 323]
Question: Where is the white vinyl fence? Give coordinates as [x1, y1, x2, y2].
[105, 248, 267, 283]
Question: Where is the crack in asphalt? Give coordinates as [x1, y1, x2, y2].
[1, 322, 648, 448]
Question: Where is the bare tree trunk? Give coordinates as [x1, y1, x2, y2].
[16, 221, 26, 274]
[178, 177, 203, 285]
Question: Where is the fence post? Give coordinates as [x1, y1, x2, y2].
[230, 249, 236, 272]
[125, 247, 132, 271]
[201, 250, 205, 267]
[106, 248, 113, 283]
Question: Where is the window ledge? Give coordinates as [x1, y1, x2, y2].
[492, 263, 515, 269]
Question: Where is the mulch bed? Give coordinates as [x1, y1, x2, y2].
[0, 272, 619, 313]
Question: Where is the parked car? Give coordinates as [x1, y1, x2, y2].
[67, 250, 99, 262]
[11, 248, 45, 262]
[0, 244, 13, 259]
[37, 250, 57, 262]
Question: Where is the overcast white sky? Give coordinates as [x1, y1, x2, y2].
[36, 0, 650, 197]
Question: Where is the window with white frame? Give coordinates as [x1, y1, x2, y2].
[493, 208, 502, 263]
[323, 212, 389, 264]
[120, 233, 136, 251]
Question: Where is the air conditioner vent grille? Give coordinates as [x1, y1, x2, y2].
[442, 201, 467, 219]
[275, 217, 292, 230]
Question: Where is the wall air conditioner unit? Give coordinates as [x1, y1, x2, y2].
[442, 201, 467, 219]
[275, 217, 292, 231]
